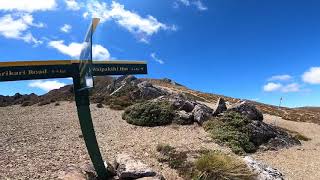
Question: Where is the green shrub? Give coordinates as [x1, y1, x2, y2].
[204, 111, 257, 154]
[108, 96, 134, 110]
[194, 151, 255, 180]
[122, 101, 174, 127]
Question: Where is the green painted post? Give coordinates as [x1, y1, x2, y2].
[73, 69, 108, 179]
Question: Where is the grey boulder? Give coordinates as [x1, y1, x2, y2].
[115, 153, 157, 179]
[212, 98, 227, 116]
[192, 104, 213, 124]
[228, 101, 264, 121]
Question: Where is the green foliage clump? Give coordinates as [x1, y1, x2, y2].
[194, 151, 255, 180]
[122, 101, 174, 126]
[204, 111, 257, 154]
[105, 96, 134, 110]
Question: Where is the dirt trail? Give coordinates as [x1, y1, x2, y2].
[253, 114, 320, 180]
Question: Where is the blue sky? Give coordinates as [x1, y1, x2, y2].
[0, 0, 319, 107]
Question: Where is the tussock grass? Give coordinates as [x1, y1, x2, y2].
[194, 151, 255, 180]
[156, 144, 256, 180]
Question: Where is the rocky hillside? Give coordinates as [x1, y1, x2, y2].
[1, 75, 319, 125]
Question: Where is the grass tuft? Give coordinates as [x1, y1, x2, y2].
[194, 151, 255, 180]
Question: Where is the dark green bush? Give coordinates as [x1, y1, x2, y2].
[204, 111, 257, 154]
[194, 151, 255, 180]
[122, 101, 174, 126]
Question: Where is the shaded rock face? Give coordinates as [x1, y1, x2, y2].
[247, 120, 301, 150]
[228, 101, 264, 121]
[192, 104, 213, 125]
[152, 94, 214, 125]
[174, 111, 194, 125]
[244, 156, 284, 180]
[212, 98, 227, 116]
[134, 81, 169, 100]
[115, 154, 159, 179]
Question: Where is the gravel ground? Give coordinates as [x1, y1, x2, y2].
[253, 114, 320, 180]
[0, 102, 222, 180]
[1, 103, 319, 180]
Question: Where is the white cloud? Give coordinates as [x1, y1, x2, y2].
[263, 82, 301, 93]
[174, 0, 207, 11]
[48, 40, 110, 60]
[177, 0, 191, 6]
[263, 82, 282, 92]
[150, 53, 164, 64]
[60, 24, 72, 33]
[302, 67, 320, 84]
[281, 83, 300, 92]
[85, 1, 176, 42]
[268, 74, 292, 81]
[192, 0, 208, 11]
[29, 80, 66, 91]
[65, 0, 81, 11]
[0, 0, 57, 12]
[0, 13, 43, 45]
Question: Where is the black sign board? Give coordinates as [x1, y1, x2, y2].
[0, 60, 147, 82]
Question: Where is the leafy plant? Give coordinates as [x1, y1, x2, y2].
[122, 101, 174, 126]
[204, 111, 257, 154]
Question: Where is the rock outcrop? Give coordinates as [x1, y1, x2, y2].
[228, 101, 264, 121]
[212, 97, 227, 116]
[192, 104, 213, 124]
[244, 156, 284, 180]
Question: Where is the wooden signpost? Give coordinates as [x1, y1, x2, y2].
[0, 18, 147, 179]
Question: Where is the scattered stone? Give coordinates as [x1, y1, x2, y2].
[55, 102, 61, 106]
[192, 104, 213, 124]
[244, 156, 284, 180]
[174, 111, 194, 125]
[97, 103, 104, 108]
[115, 153, 158, 179]
[58, 165, 91, 180]
[228, 101, 264, 121]
[212, 98, 227, 116]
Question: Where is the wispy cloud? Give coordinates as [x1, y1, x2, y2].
[302, 67, 320, 84]
[85, 1, 176, 43]
[64, 0, 81, 11]
[48, 40, 111, 60]
[268, 74, 292, 81]
[174, 0, 207, 11]
[0, 13, 43, 45]
[29, 80, 66, 91]
[60, 24, 72, 33]
[150, 53, 165, 64]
